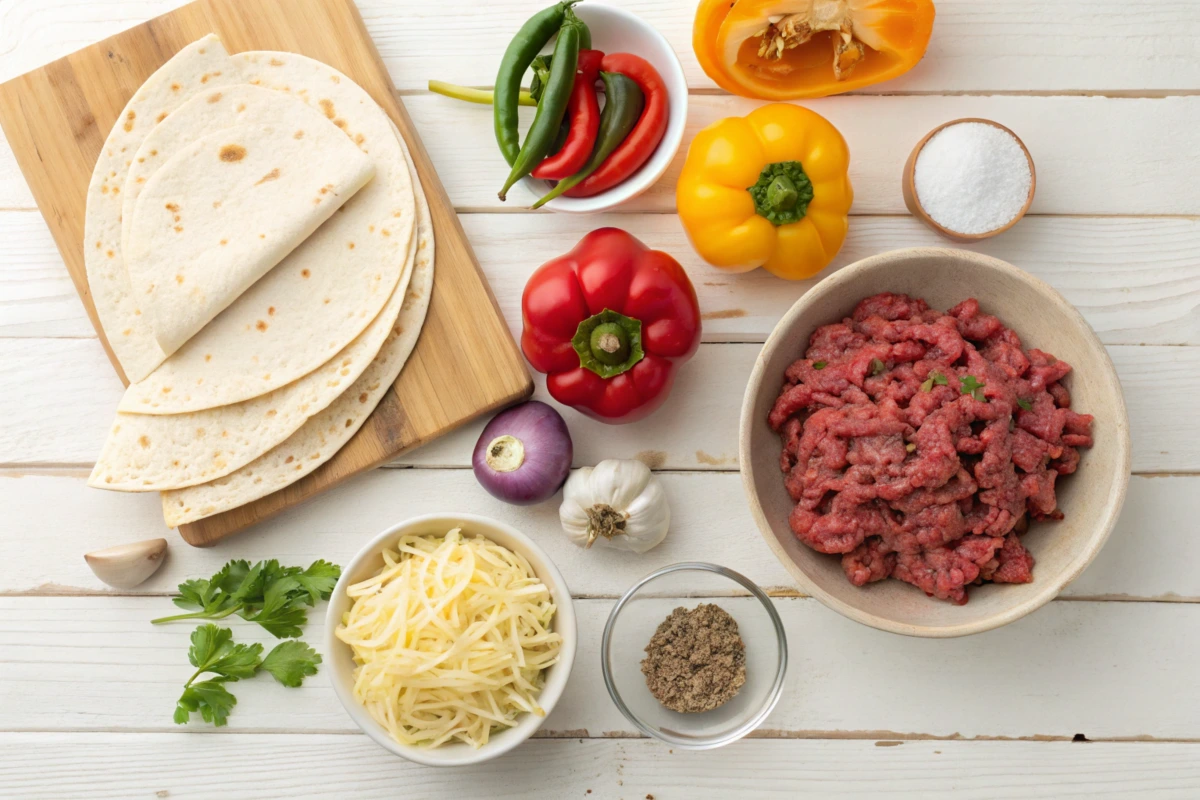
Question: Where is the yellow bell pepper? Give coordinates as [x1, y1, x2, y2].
[676, 103, 853, 280]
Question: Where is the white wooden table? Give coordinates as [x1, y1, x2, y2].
[3, 1, 1200, 796]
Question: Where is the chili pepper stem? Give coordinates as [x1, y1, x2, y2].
[428, 80, 536, 107]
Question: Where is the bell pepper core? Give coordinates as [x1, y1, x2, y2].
[572, 309, 644, 377]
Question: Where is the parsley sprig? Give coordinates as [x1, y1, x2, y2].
[173, 624, 322, 726]
[152, 559, 340, 638]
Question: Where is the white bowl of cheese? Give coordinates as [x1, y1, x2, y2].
[326, 513, 577, 766]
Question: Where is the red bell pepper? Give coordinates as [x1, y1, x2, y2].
[532, 49, 604, 181]
[564, 53, 669, 198]
[521, 228, 702, 424]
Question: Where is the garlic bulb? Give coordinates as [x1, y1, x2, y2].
[559, 459, 669, 553]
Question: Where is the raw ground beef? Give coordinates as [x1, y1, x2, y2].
[769, 292, 1093, 604]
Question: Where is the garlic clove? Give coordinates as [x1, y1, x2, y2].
[84, 538, 169, 589]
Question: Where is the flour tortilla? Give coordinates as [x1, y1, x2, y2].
[87, 204, 416, 492]
[162, 127, 434, 526]
[125, 105, 375, 354]
[84, 35, 242, 382]
[118, 51, 417, 414]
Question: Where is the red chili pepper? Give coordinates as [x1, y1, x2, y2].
[521, 228, 701, 424]
[532, 49, 604, 181]
[564, 53, 669, 198]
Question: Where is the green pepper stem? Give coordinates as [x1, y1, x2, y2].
[428, 81, 536, 107]
[748, 160, 814, 226]
[572, 309, 645, 379]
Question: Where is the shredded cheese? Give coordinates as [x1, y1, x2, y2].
[336, 528, 562, 749]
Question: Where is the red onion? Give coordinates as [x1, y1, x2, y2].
[472, 401, 573, 505]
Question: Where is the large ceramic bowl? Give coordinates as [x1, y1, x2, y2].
[739, 248, 1131, 638]
[325, 513, 577, 765]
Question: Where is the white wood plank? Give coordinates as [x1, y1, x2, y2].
[0, 338, 1194, 472]
[411, 95, 1200, 215]
[3, 595, 1200, 739]
[3, 0, 1200, 94]
[6, 95, 1200, 213]
[4, 470, 1195, 601]
[2, 734, 1197, 799]
[7, 212, 1200, 346]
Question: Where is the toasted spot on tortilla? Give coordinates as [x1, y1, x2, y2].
[201, 73, 211, 84]
[285, 455, 294, 464]
[123, 110, 136, 132]
[354, 133, 365, 146]
[269, 57, 285, 66]
[219, 144, 247, 162]
[175, 274, 184, 284]
[207, 92, 223, 104]
[112, 186, 120, 195]
[345, 419, 353, 428]
[266, 409, 277, 417]
[100, 184, 109, 194]
[381, 229, 390, 237]
[319, 98, 336, 119]
[195, 428, 205, 438]
[173, 225, 183, 232]
[156, 111, 168, 123]
[301, 269, 311, 278]
[262, 373, 271, 380]
[106, 250, 114, 258]
[150, 149, 158, 156]
[213, 201, 222, 208]
[323, 298, 331, 304]
[204, 354, 212, 362]
[138, 435, 151, 448]
[250, 78, 262, 86]
[330, 74, 341, 83]
[334, 118, 347, 129]
[136, 157, 145, 164]
[294, 130, 305, 139]
[368, 225, 375, 233]
[255, 320, 268, 332]
[122, 328, 132, 336]
[255, 168, 281, 185]
[237, 103, 247, 112]
[171, 82, 181, 92]
[136, 177, 145, 184]
[268, 306, 276, 316]
[220, 239, 228, 246]
[358, 393, 368, 403]
[260, 233, 266, 239]
[347, 242, 355, 250]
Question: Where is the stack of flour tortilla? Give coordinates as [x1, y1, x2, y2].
[84, 35, 434, 528]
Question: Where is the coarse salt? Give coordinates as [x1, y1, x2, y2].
[913, 122, 1032, 235]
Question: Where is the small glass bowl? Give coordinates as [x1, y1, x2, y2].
[600, 563, 787, 749]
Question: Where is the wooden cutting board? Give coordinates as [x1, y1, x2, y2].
[0, 0, 532, 546]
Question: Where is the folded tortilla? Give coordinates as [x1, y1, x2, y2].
[162, 122, 434, 526]
[125, 106, 374, 353]
[117, 52, 417, 414]
[83, 35, 242, 381]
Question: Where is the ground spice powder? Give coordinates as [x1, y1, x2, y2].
[640, 603, 746, 713]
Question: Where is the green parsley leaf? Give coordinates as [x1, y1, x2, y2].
[959, 375, 986, 395]
[187, 624, 264, 679]
[931, 372, 948, 386]
[242, 577, 308, 639]
[154, 558, 341, 636]
[261, 640, 323, 688]
[812, 360, 827, 370]
[294, 560, 342, 606]
[175, 679, 237, 727]
[1017, 398, 1033, 411]
[869, 358, 886, 376]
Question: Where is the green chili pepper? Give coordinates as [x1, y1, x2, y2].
[428, 81, 537, 107]
[531, 71, 644, 209]
[493, 1, 580, 167]
[498, 10, 586, 201]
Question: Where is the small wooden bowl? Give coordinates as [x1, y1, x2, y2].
[902, 118, 1036, 243]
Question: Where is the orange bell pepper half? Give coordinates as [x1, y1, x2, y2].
[693, 0, 935, 100]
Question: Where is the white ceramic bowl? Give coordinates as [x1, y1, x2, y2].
[740, 248, 1131, 638]
[325, 513, 578, 766]
[518, 2, 688, 213]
